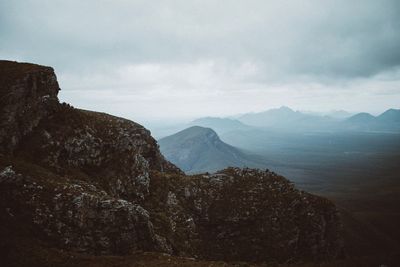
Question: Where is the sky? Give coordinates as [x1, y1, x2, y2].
[1, 0, 400, 124]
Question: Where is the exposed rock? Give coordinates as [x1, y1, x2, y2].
[0, 60, 60, 154]
[146, 168, 343, 262]
[0, 61, 343, 264]
[16, 106, 180, 201]
[0, 164, 163, 254]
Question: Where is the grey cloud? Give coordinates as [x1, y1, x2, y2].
[1, 0, 400, 78]
[1, 0, 400, 120]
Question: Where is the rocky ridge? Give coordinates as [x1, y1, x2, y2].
[0, 60, 343, 265]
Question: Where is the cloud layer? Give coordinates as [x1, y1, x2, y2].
[1, 0, 400, 121]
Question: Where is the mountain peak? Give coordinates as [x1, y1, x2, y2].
[277, 105, 294, 112]
[173, 125, 219, 141]
[347, 112, 376, 123]
[378, 108, 400, 122]
[159, 126, 254, 173]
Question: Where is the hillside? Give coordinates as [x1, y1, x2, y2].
[158, 126, 266, 173]
[346, 112, 376, 123]
[377, 108, 400, 123]
[0, 60, 343, 266]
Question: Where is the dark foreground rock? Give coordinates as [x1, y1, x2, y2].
[0, 60, 343, 265]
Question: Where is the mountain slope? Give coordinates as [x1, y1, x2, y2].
[377, 108, 400, 123]
[346, 112, 376, 123]
[158, 126, 265, 173]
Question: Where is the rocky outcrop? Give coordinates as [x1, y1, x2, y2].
[0, 164, 160, 254]
[0, 61, 60, 154]
[0, 60, 343, 264]
[146, 168, 343, 262]
[16, 106, 181, 201]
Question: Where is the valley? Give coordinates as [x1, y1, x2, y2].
[155, 112, 400, 263]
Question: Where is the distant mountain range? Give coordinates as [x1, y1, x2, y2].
[149, 107, 400, 139]
[344, 109, 400, 131]
[157, 107, 400, 174]
[301, 110, 353, 120]
[158, 126, 267, 173]
[239, 106, 307, 127]
[237, 106, 400, 132]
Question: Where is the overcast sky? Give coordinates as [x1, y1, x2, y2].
[1, 0, 400, 123]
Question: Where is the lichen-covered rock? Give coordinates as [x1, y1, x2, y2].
[146, 168, 343, 262]
[16, 106, 179, 201]
[0, 163, 163, 254]
[0, 61, 343, 264]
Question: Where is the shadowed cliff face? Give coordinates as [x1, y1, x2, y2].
[0, 61, 60, 154]
[0, 61, 343, 265]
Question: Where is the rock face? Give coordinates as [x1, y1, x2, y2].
[0, 61, 343, 264]
[146, 168, 342, 262]
[0, 61, 60, 154]
[17, 106, 180, 201]
[0, 165, 158, 254]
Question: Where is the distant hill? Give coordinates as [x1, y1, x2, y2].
[345, 109, 400, 131]
[238, 106, 335, 131]
[346, 112, 376, 123]
[239, 106, 302, 127]
[377, 108, 400, 123]
[158, 126, 266, 173]
[326, 110, 353, 120]
[190, 117, 253, 135]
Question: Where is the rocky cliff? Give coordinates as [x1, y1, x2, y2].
[0, 61, 59, 154]
[0, 60, 343, 265]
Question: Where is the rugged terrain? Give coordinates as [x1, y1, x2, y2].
[0, 61, 343, 266]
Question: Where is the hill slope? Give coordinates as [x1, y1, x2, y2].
[377, 108, 400, 123]
[158, 126, 265, 173]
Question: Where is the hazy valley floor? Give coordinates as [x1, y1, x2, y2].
[220, 130, 400, 263]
